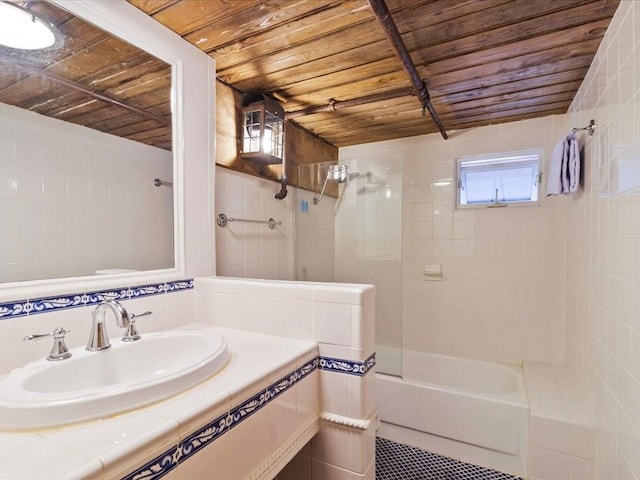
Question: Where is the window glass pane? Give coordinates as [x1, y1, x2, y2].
[457, 151, 540, 206]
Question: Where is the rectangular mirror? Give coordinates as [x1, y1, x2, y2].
[0, 1, 175, 284]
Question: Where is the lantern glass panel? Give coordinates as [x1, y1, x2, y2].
[265, 110, 284, 159]
[242, 108, 262, 153]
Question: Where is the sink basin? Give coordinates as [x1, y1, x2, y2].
[0, 327, 229, 430]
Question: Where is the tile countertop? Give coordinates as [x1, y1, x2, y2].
[0, 325, 319, 480]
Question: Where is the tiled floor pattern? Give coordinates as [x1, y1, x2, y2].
[376, 437, 524, 480]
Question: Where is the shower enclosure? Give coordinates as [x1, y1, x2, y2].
[295, 156, 402, 376]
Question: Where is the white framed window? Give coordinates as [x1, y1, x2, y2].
[456, 150, 542, 207]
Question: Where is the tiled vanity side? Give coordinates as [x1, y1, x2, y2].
[196, 277, 377, 479]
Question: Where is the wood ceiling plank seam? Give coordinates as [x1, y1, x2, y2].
[210, 0, 427, 71]
[326, 105, 570, 146]
[77, 52, 169, 83]
[216, 37, 395, 86]
[70, 109, 136, 130]
[427, 54, 596, 97]
[441, 67, 591, 97]
[409, 0, 619, 67]
[298, 91, 578, 130]
[218, 33, 394, 81]
[303, 103, 424, 127]
[127, 0, 181, 16]
[436, 67, 590, 105]
[413, 18, 612, 78]
[144, 0, 267, 36]
[234, 32, 596, 105]
[211, 11, 386, 72]
[448, 108, 568, 131]
[327, 126, 435, 145]
[285, 71, 410, 106]
[376, 0, 516, 46]
[445, 82, 583, 110]
[393, 0, 598, 53]
[212, 0, 515, 77]
[442, 94, 577, 120]
[448, 101, 572, 124]
[44, 36, 145, 81]
[302, 117, 430, 137]
[186, 1, 353, 53]
[222, 20, 606, 104]
[286, 88, 414, 119]
[224, 13, 611, 113]
[230, 56, 403, 98]
[293, 100, 424, 125]
[21, 64, 170, 126]
[423, 37, 602, 91]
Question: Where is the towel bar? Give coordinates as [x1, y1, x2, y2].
[216, 213, 281, 230]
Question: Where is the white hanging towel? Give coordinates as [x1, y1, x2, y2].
[560, 135, 570, 193]
[568, 132, 581, 192]
[547, 133, 581, 195]
[546, 137, 566, 195]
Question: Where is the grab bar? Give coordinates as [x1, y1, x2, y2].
[216, 213, 281, 230]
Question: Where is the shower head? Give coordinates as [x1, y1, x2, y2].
[313, 165, 360, 205]
[326, 164, 359, 183]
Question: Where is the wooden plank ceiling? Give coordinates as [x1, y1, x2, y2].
[129, 0, 620, 147]
[0, 2, 172, 150]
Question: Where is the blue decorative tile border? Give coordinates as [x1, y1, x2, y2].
[0, 279, 194, 321]
[318, 352, 376, 377]
[122, 357, 319, 480]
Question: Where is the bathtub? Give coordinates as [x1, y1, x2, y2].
[376, 350, 529, 476]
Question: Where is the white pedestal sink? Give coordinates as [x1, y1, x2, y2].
[0, 329, 229, 430]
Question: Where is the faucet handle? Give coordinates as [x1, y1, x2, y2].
[24, 327, 72, 361]
[122, 311, 151, 342]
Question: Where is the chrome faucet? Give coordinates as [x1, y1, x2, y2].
[86, 300, 130, 351]
[86, 299, 152, 351]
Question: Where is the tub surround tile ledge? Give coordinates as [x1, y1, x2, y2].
[0, 325, 318, 480]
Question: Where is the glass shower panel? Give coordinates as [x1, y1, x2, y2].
[335, 156, 402, 376]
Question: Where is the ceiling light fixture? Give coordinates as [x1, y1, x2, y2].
[0, 2, 56, 50]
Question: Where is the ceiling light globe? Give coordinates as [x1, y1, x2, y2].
[0, 2, 56, 50]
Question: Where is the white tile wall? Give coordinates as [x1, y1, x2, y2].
[334, 155, 403, 375]
[340, 115, 569, 366]
[566, 1, 640, 478]
[295, 188, 336, 282]
[215, 166, 295, 280]
[0, 103, 173, 283]
[215, 166, 337, 283]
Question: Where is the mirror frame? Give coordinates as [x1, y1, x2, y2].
[0, 0, 185, 301]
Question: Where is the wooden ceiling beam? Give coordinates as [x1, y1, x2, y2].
[367, 0, 447, 140]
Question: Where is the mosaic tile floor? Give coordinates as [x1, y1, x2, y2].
[376, 437, 524, 480]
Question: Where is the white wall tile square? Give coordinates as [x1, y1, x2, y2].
[341, 113, 569, 366]
[0, 104, 174, 283]
[565, 1, 640, 477]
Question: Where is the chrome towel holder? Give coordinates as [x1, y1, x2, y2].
[153, 178, 173, 187]
[216, 213, 281, 230]
[571, 119, 596, 136]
